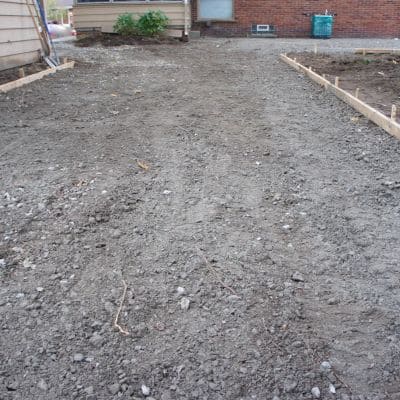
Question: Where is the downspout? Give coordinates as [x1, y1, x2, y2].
[184, 0, 189, 37]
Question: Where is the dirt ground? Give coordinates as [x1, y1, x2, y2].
[75, 33, 181, 48]
[1, 38, 400, 400]
[289, 52, 400, 121]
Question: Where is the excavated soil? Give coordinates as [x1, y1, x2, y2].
[289, 52, 400, 121]
[1, 38, 400, 400]
[75, 32, 181, 48]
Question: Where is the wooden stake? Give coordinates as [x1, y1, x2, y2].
[355, 88, 360, 99]
[314, 43, 318, 54]
[335, 77, 340, 87]
[61, 56, 68, 64]
[18, 68, 25, 78]
[391, 105, 397, 120]
[309, 66, 313, 72]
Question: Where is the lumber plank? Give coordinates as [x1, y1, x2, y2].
[280, 54, 400, 140]
[0, 61, 75, 93]
[354, 48, 400, 55]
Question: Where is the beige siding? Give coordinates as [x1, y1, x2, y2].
[73, 2, 191, 34]
[0, 0, 42, 71]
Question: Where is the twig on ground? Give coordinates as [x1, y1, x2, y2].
[113, 279, 129, 336]
[196, 247, 237, 295]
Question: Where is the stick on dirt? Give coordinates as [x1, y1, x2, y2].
[113, 279, 130, 336]
[196, 247, 237, 295]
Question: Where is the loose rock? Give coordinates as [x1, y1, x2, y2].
[311, 386, 321, 398]
[291, 271, 305, 282]
[180, 297, 190, 311]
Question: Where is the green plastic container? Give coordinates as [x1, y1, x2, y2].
[312, 15, 333, 38]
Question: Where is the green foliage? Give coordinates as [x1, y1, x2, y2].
[113, 13, 138, 36]
[136, 10, 169, 37]
[46, 0, 67, 23]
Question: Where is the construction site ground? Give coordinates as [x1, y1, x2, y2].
[1, 38, 400, 400]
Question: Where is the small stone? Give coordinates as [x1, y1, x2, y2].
[89, 332, 103, 348]
[36, 287, 44, 292]
[329, 383, 336, 393]
[283, 379, 297, 392]
[0, 259, 6, 268]
[73, 353, 85, 362]
[176, 287, 185, 295]
[180, 297, 190, 311]
[38, 379, 48, 391]
[85, 386, 94, 395]
[141, 384, 150, 396]
[311, 387, 321, 398]
[111, 229, 122, 239]
[327, 297, 340, 305]
[321, 361, 332, 371]
[291, 271, 304, 282]
[108, 383, 120, 395]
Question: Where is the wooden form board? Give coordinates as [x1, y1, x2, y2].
[0, 61, 75, 93]
[280, 54, 400, 140]
[355, 48, 400, 55]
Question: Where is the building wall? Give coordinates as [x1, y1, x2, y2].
[192, 0, 400, 38]
[73, 2, 191, 35]
[0, 0, 42, 71]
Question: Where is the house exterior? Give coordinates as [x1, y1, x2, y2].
[73, 0, 191, 37]
[192, 0, 400, 38]
[0, 0, 43, 71]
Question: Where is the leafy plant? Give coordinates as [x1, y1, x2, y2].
[113, 13, 138, 36]
[137, 10, 169, 37]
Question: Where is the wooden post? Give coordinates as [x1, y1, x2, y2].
[391, 105, 397, 120]
[355, 88, 360, 99]
[61, 57, 68, 64]
[335, 77, 340, 87]
[362, 49, 366, 56]
[314, 43, 318, 54]
[18, 68, 25, 78]
[309, 66, 313, 72]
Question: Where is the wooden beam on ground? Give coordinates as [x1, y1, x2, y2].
[355, 48, 400, 55]
[280, 53, 400, 140]
[0, 61, 75, 93]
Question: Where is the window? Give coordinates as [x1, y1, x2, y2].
[198, 0, 233, 21]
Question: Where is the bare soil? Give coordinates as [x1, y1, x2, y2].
[75, 32, 181, 48]
[0, 62, 48, 85]
[289, 52, 400, 121]
[1, 38, 400, 400]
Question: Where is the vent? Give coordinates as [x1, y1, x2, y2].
[251, 24, 276, 34]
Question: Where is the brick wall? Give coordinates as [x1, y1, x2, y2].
[192, 0, 400, 38]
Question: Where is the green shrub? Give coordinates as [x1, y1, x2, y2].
[113, 13, 137, 36]
[137, 10, 169, 37]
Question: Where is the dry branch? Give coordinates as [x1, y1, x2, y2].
[113, 279, 130, 336]
[196, 247, 237, 295]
